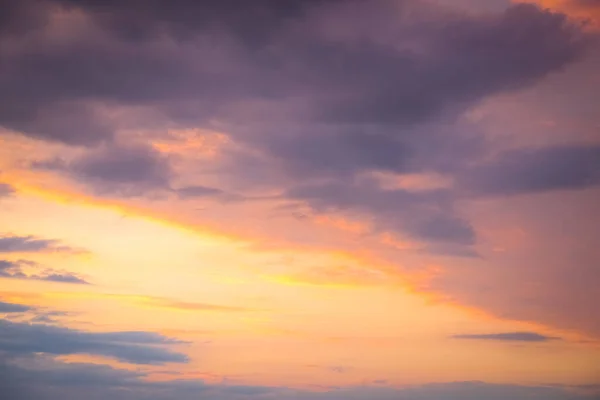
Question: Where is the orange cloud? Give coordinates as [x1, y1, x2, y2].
[153, 128, 230, 158]
[519, 0, 600, 27]
[367, 171, 454, 192]
[312, 215, 369, 235]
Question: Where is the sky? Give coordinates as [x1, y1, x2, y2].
[0, 0, 599, 399]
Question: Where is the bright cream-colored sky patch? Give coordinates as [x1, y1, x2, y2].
[2, 187, 599, 389]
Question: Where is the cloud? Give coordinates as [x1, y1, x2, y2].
[69, 144, 171, 190]
[0, 102, 117, 146]
[287, 181, 476, 247]
[451, 331, 561, 342]
[523, 0, 600, 27]
[0, 300, 68, 324]
[174, 185, 246, 202]
[34, 144, 173, 196]
[175, 185, 225, 198]
[0, 1, 588, 145]
[0, 301, 31, 313]
[1, 0, 592, 252]
[0, 260, 35, 279]
[0, 0, 54, 36]
[0, 358, 146, 399]
[0, 234, 85, 254]
[220, 2, 589, 181]
[0, 356, 596, 400]
[0, 259, 89, 284]
[56, 0, 326, 43]
[29, 310, 71, 324]
[38, 272, 89, 285]
[460, 145, 600, 196]
[0, 183, 15, 197]
[0, 319, 189, 365]
[0, 356, 284, 400]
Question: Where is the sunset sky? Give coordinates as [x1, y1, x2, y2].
[1, 0, 599, 399]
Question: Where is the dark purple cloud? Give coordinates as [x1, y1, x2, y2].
[54, 0, 333, 43]
[460, 145, 600, 196]
[0, 1, 588, 147]
[0, 0, 53, 36]
[1, 1, 592, 247]
[34, 144, 173, 196]
[175, 185, 224, 198]
[173, 185, 248, 203]
[70, 144, 171, 190]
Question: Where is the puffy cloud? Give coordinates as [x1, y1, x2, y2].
[34, 144, 173, 196]
[0, 1, 588, 146]
[66, 144, 171, 190]
[0, 319, 189, 365]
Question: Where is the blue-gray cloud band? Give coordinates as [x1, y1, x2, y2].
[0, 319, 189, 365]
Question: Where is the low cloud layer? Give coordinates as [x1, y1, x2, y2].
[0, 235, 85, 254]
[0, 259, 89, 284]
[451, 331, 561, 342]
[0, 301, 32, 313]
[0, 319, 189, 365]
[0, 356, 596, 400]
